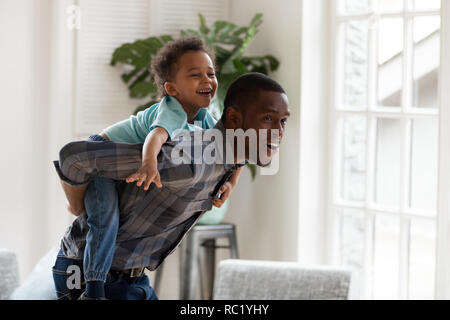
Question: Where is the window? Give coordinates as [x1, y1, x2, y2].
[331, 0, 441, 299]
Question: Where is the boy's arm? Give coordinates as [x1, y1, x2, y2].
[125, 127, 169, 190]
[212, 166, 243, 208]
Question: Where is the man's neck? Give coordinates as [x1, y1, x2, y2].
[220, 118, 247, 164]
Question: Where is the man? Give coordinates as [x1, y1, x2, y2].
[52, 73, 290, 300]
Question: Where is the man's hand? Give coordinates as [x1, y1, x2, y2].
[213, 167, 243, 208]
[213, 181, 234, 208]
[126, 160, 162, 191]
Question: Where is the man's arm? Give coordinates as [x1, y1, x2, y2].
[212, 166, 243, 208]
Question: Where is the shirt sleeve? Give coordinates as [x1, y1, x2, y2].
[150, 98, 187, 139]
[202, 109, 218, 129]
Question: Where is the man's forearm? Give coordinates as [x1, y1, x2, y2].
[228, 166, 243, 186]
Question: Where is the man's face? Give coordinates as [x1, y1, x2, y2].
[169, 50, 218, 109]
[240, 90, 290, 166]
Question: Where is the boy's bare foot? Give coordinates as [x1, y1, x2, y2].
[59, 179, 88, 216]
[67, 203, 84, 216]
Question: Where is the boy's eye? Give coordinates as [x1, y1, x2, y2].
[208, 73, 216, 77]
[263, 115, 272, 121]
[190, 74, 200, 77]
[281, 118, 288, 125]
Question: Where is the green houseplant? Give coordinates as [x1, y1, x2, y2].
[110, 13, 279, 224]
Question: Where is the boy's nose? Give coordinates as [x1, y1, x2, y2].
[201, 74, 211, 82]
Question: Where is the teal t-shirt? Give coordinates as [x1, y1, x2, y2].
[103, 96, 217, 143]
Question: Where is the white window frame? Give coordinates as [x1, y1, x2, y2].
[435, 0, 450, 300]
[326, 0, 448, 299]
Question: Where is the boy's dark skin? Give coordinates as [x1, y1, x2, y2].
[61, 89, 290, 228]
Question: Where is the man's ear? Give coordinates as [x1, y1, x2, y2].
[225, 107, 243, 129]
[164, 82, 178, 97]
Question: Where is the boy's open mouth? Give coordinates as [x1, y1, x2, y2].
[196, 88, 212, 97]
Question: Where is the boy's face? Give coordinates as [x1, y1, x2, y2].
[166, 50, 218, 110]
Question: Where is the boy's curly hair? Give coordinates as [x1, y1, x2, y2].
[151, 37, 216, 98]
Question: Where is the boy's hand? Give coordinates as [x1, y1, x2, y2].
[213, 181, 234, 208]
[126, 161, 162, 190]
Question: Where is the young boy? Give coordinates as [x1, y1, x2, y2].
[61, 37, 243, 299]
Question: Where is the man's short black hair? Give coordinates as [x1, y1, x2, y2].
[222, 72, 285, 120]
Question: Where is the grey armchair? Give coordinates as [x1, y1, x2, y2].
[0, 249, 19, 300]
[213, 259, 353, 300]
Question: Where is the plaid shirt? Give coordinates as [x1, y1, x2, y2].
[54, 120, 242, 271]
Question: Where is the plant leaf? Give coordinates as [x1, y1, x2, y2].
[246, 163, 257, 181]
[198, 13, 209, 35]
[129, 81, 157, 98]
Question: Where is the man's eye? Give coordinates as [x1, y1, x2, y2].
[190, 74, 199, 77]
[281, 118, 288, 125]
[208, 73, 216, 77]
[263, 115, 272, 121]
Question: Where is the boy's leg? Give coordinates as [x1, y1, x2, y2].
[57, 134, 115, 216]
[83, 175, 120, 298]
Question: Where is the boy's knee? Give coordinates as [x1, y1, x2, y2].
[59, 141, 86, 163]
[58, 141, 90, 184]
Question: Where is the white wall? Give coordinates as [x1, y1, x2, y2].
[226, 0, 302, 262]
[0, 0, 56, 280]
[298, 0, 330, 264]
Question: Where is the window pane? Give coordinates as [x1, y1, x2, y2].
[340, 20, 369, 109]
[377, 18, 403, 107]
[376, 0, 403, 13]
[412, 16, 440, 109]
[340, 209, 365, 297]
[409, 118, 438, 213]
[374, 119, 401, 207]
[340, 116, 367, 202]
[409, 219, 436, 299]
[339, 0, 372, 15]
[373, 215, 400, 299]
[341, 209, 365, 268]
[413, 0, 441, 11]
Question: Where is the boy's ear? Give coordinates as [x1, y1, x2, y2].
[225, 107, 243, 129]
[164, 82, 178, 96]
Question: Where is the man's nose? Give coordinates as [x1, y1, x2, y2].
[276, 122, 285, 139]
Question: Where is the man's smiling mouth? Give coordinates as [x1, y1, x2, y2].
[267, 143, 280, 153]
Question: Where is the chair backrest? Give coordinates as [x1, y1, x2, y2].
[0, 249, 19, 300]
[213, 259, 353, 300]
